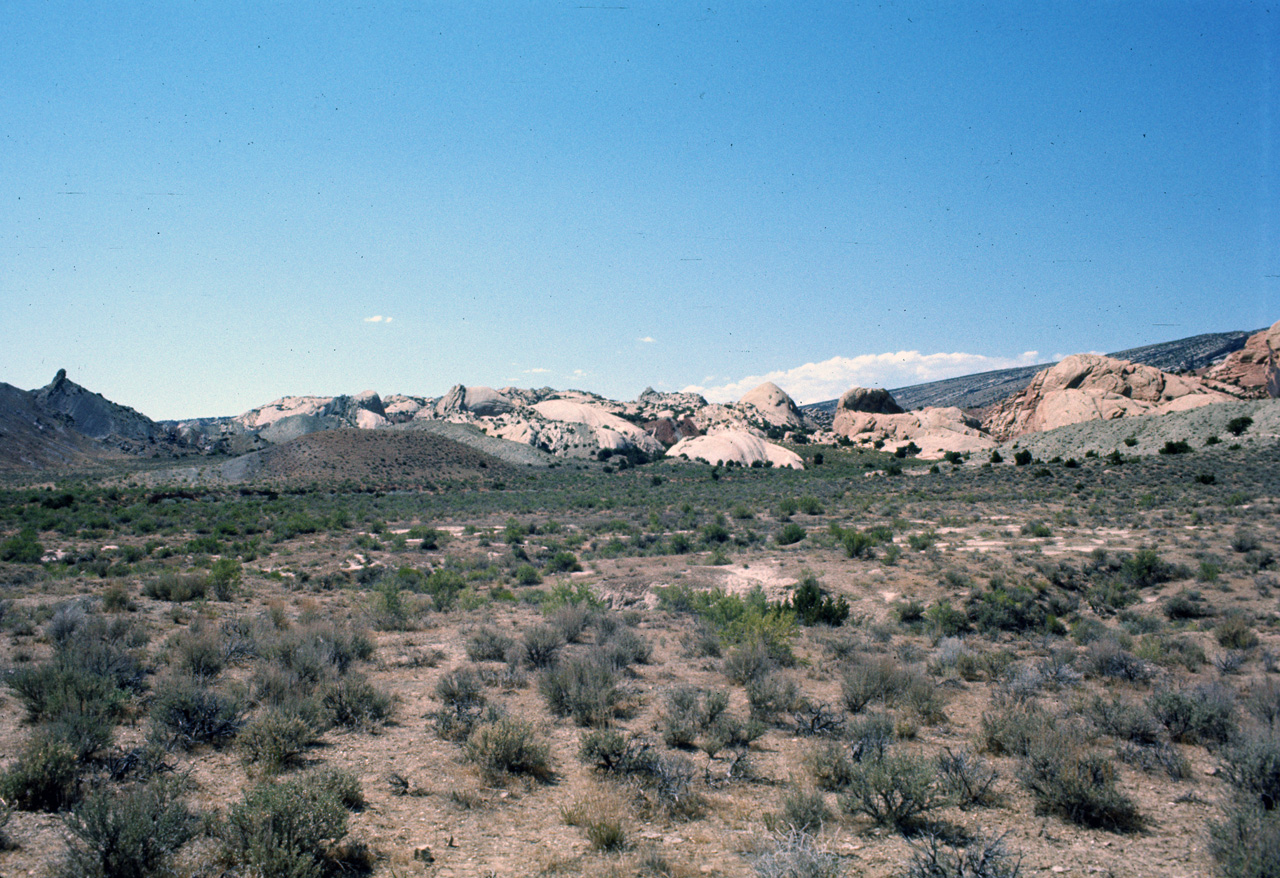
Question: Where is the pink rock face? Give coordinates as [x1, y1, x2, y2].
[832, 406, 995, 459]
[985, 354, 1235, 441]
[1204, 320, 1280, 398]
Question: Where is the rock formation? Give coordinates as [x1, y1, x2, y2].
[837, 386, 905, 415]
[1202, 320, 1280, 398]
[739, 382, 809, 429]
[984, 354, 1235, 441]
[667, 430, 804, 469]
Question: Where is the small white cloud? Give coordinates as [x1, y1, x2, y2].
[524, 367, 551, 374]
[363, 315, 390, 323]
[573, 369, 587, 377]
[681, 350, 1048, 405]
[639, 336, 655, 343]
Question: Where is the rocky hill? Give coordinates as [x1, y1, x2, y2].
[802, 328, 1258, 420]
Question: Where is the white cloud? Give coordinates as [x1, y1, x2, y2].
[639, 336, 655, 343]
[681, 350, 1047, 405]
[363, 315, 392, 323]
[524, 367, 550, 374]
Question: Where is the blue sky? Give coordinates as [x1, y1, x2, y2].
[2, 2, 1275, 419]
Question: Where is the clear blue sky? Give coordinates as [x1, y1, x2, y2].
[2, 2, 1275, 419]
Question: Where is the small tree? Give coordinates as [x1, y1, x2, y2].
[1227, 415, 1254, 437]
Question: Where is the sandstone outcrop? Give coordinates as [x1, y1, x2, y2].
[834, 406, 995, 458]
[1203, 320, 1280, 398]
[739, 382, 809, 429]
[668, 431, 804, 469]
[984, 354, 1235, 441]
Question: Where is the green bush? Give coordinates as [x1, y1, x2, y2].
[1148, 684, 1237, 745]
[1218, 613, 1261, 650]
[777, 523, 807, 546]
[837, 748, 948, 831]
[1159, 440, 1193, 455]
[841, 656, 907, 713]
[465, 626, 514, 662]
[318, 674, 393, 731]
[1227, 416, 1254, 437]
[0, 732, 82, 811]
[149, 676, 244, 751]
[0, 528, 43, 563]
[221, 771, 358, 878]
[765, 786, 830, 834]
[1211, 800, 1280, 878]
[464, 718, 554, 782]
[143, 571, 208, 602]
[519, 623, 565, 669]
[745, 672, 801, 724]
[56, 779, 195, 878]
[785, 575, 849, 627]
[1018, 743, 1144, 832]
[238, 709, 318, 775]
[539, 652, 622, 727]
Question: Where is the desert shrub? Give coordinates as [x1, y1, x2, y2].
[1018, 742, 1144, 832]
[548, 601, 592, 643]
[599, 626, 653, 669]
[545, 550, 582, 573]
[0, 732, 82, 811]
[967, 584, 1048, 634]
[722, 638, 776, 685]
[143, 571, 209, 602]
[1148, 684, 1236, 745]
[1120, 548, 1183, 589]
[169, 624, 225, 680]
[579, 729, 660, 776]
[539, 651, 623, 727]
[318, 674, 393, 731]
[924, 600, 970, 637]
[746, 672, 801, 724]
[662, 686, 728, 749]
[978, 702, 1056, 758]
[238, 709, 317, 775]
[1082, 639, 1151, 683]
[1159, 440, 1193, 455]
[902, 675, 949, 725]
[466, 626, 514, 662]
[754, 829, 841, 878]
[765, 786, 830, 834]
[937, 747, 1000, 809]
[785, 574, 850, 627]
[1086, 696, 1162, 746]
[220, 770, 359, 878]
[902, 834, 1024, 878]
[520, 624, 565, 669]
[0, 527, 43, 562]
[1134, 633, 1206, 672]
[837, 748, 949, 831]
[1013, 450, 1033, 466]
[55, 778, 195, 878]
[1218, 613, 1261, 650]
[841, 655, 907, 713]
[1211, 801, 1280, 878]
[1222, 729, 1280, 811]
[464, 718, 554, 782]
[1227, 415, 1254, 436]
[150, 676, 244, 751]
[1164, 589, 1213, 620]
[777, 523, 807, 546]
[1247, 679, 1280, 730]
[209, 558, 243, 601]
[514, 563, 542, 585]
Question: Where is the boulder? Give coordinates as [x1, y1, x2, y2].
[668, 431, 804, 469]
[433, 384, 514, 417]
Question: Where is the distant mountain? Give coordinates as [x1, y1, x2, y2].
[0, 381, 119, 473]
[801, 329, 1259, 422]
